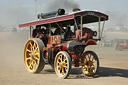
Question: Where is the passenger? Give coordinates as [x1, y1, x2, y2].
[66, 25, 73, 34]
[32, 25, 48, 46]
[65, 25, 74, 40]
[75, 27, 93, 42]
[54, 27, 65, 35]
[54, 28, 60, 35]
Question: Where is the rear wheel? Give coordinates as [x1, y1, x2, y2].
[81, 51, 99, 76]
[54, 51, 71, 78]
[24, 38, 45, 73]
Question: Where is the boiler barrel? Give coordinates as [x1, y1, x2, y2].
[37, 8, 65, 19]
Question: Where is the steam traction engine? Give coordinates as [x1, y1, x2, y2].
[19, 9, 108, 78]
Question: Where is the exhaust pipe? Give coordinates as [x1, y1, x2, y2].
[37, 8, 65, 19]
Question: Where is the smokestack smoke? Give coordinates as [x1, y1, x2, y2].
[46, 0, 80, 12]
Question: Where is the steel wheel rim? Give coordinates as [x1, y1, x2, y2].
[81, 52, 98, 75]
[55, 53, 68, 77]
[24, 39, 40, 72]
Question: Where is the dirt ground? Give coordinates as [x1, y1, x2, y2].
[0, 31, 128, 85]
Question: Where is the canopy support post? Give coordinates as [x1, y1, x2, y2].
[100, 20, 105, 40]
[30, 26, 32, 38]
[98, 17, 101, 40]
[80, 16, 83, 39]
[30, 26, 34, 38]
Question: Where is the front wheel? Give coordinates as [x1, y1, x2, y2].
[54, 51, 71, 78]
[81, 51, 99, 76]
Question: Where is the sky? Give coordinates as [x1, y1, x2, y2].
[0, 0, 128, 27]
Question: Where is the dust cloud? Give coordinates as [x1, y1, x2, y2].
[0, 29, 128, 85]
[105, 10, 128, 26]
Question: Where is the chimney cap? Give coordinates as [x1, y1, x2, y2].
[72, 8, 81, 12]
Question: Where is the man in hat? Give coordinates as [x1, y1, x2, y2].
[32, 25, 48, 46]
[32, 25, 43, 38]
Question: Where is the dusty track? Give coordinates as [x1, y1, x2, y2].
[0, 31, 128, 85]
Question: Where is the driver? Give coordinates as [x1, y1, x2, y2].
[32, 25, 43, 38]
[75, 26, 93, 42]
[32, 25, 48, 46]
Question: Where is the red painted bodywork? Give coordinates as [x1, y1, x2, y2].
[47, 35, 61, 44]
[85, 39, 97, 46]
[19, 14, 74, 28]
[59, 43, 68, 51]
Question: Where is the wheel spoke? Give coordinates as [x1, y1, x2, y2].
[34, 42, 36, 48]
[28, 61, 33, 69]
[63, 56, 67, 62]
[34, 47, 38, 52]
[63, 65, 67, 68]
[29, 42, 33, 47]
[32, 46, 35, 51]
[92, 56, 94, 62]
[28, 59, 32, 65]
[92, 64, 96, 70]
[87, 66, 89, 72]
[93, 60, 96, 63]
[88, 54, 91, 61]
[35, 60, 39, 66]
[35, 53, 39, 56]
[58, 66, 61, 70]
[34, 56, 39, 60]
[31, 61, 33, 70]
[29, 64, 32, 69]
[84, 56, 87, 62]
[83, 66, 88, 74]
[65, 67, 67, 71]
[26, 49, 31, 53]
[60, 55, 63, 62]
[33, 61, 37, 70]
[31, 43, 35, 51]
[58, 56, 62, 62]
[62, 68, 65, 74]
[29, 42, 33, 50]
[90, 66, 93, 73]
[26, 57, 32, 61]
[31, 61, 35, 70]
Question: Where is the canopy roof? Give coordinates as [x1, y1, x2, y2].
[19, 10, 108, 28]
